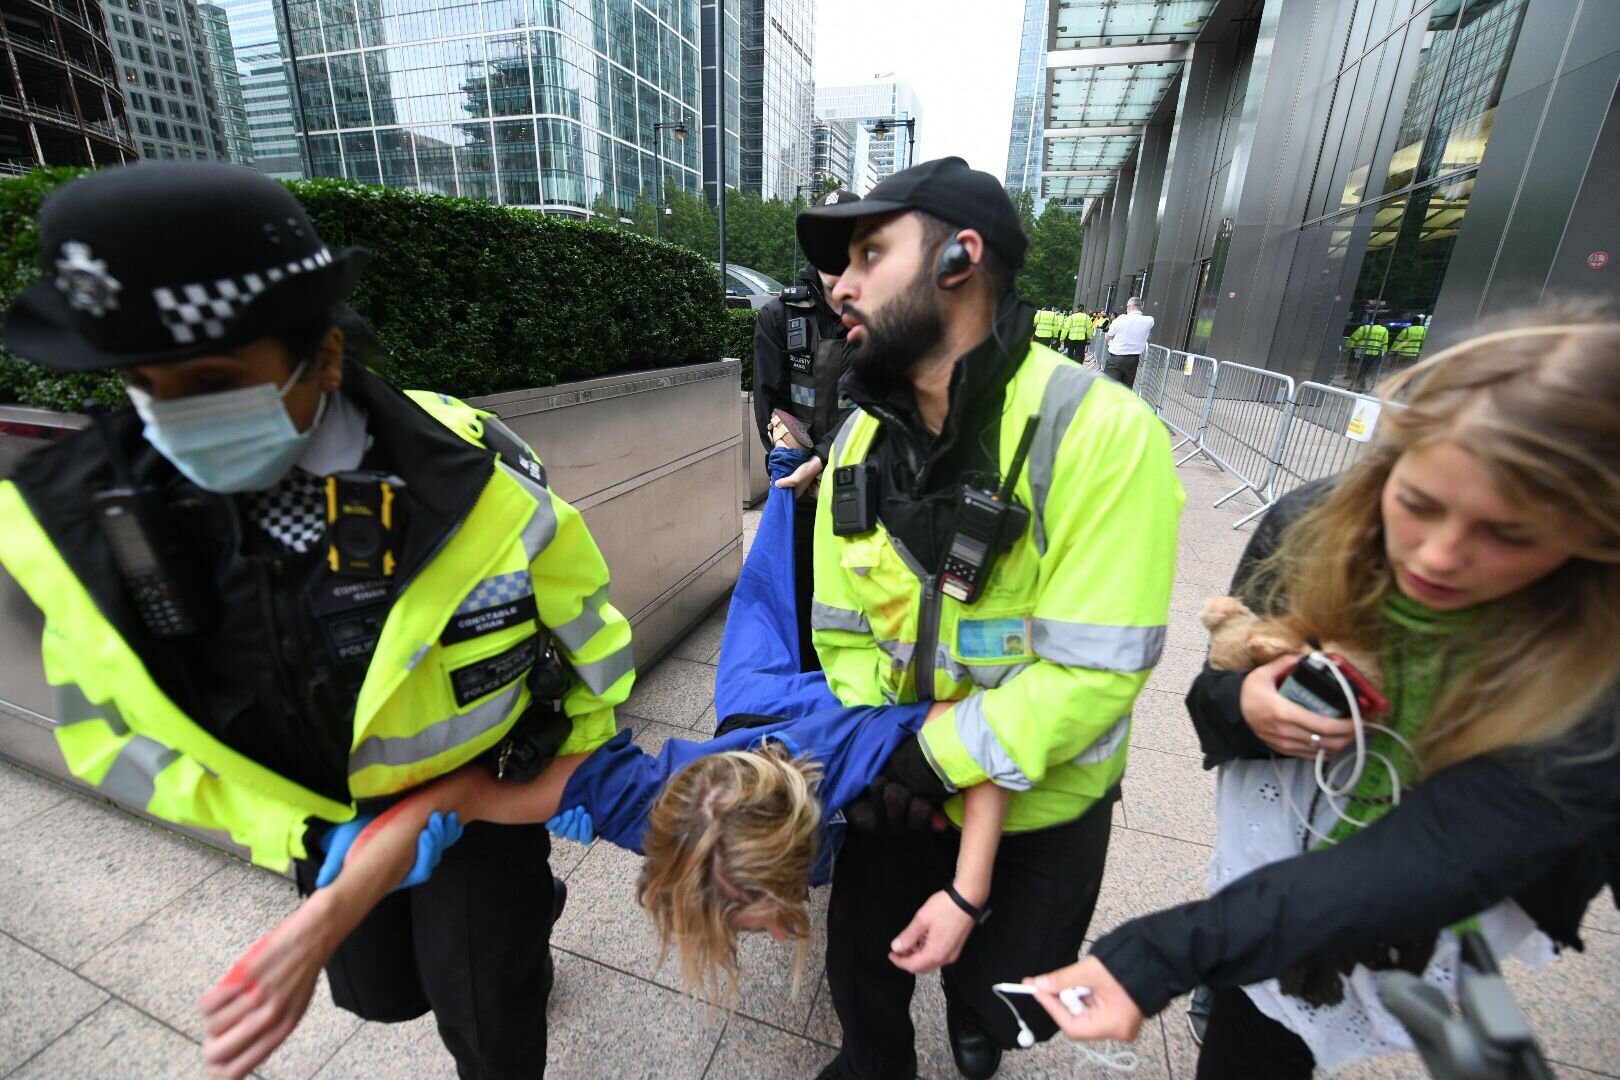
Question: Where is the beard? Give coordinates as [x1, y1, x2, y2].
[843, 262, 946, 394]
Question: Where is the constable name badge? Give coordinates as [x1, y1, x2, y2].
[957, 617, 1031, 661]
[442, 571, 538, 645]
[450, 635, 538, 707]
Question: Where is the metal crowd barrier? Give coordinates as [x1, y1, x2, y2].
[1133, 345, 1395, 529]
[1195, 361, 1296, 526]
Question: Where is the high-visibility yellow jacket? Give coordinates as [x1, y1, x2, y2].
[0, 378, 633, 871]
[1032, 309, 1060, 339]
[1390, 324, 1427, 357]
[1348, 323, 1390, 355]
[1065, 312, 1094, 341]
[811, 343, 1185, 831]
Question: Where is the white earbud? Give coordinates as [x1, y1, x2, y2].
[1016, 1024, 1035, 1049]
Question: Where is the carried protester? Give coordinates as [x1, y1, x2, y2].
[1021, 309, 1620, 1077]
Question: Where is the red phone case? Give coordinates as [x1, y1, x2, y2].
[1322, 653, 1390, 716]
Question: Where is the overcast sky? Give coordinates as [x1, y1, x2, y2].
[813, 0, 1028, 178]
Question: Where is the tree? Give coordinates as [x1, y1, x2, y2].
[1017, 199, 1084, 308]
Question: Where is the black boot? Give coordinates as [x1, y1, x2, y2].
[946, 1001, 1001, 1080]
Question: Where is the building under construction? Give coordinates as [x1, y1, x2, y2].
[0, 0, 135, 172]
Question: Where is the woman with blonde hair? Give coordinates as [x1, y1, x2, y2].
[1025, 308, 1620, 1075]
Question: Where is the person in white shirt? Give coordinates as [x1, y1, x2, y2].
[1104, 297, 1154, 389]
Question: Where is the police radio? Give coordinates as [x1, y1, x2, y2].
[325, 471, 405, 578]
[939, 417, 1039, 604]
[87, 406, 212, 638]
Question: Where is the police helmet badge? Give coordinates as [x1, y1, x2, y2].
[54, 241, 122, 318]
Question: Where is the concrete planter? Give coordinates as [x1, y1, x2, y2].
[739, 389, 769, 508]
[0, 361, 743, 837]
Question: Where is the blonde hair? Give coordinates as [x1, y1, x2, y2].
[1260, 304, 1620, 773]
[636, 743, 822, 1006]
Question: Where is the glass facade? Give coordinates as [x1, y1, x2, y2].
[212, 0, 305, 177]
[1003, 0, 1049, 211]
[811, 118, 852, 192]
[198, 2, 254, 162]
[736, 0, 812, 199]
[1280, 0, 1528, 386]
[286, 0, 701, 216]
[701, 0, 739, 200]
[102, 0, 230, 161]
[813, 78, 921, 194]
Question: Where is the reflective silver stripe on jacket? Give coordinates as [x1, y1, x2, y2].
[53, 684, 129, 735]
[934, 646, 1032, 690]
[1072, 715, 1131, 765]
[829, 410, 864, 464]
[1031, 617, 1165, 673]
[501, 461, 558, 561]
[349, 679, 524, 775]
[875, 638, 915, 672]
[949, 692, 1036, 791]
[810, 600, 869, 635]
[99, 734, 180, 807]
[571, 645, 635, 696]
[552, 583, 612, 653]
[1027, 363, 1098, 554]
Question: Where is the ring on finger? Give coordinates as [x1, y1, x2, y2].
[1309, 732, 1322, 747]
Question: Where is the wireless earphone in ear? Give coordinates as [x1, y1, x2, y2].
[935, 230, 974, 289]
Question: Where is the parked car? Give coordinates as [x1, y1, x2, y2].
[714, 263, 784, 310]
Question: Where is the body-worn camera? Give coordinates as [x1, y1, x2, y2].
[325, 471, 405, 578]
[831, 461, 878, 536]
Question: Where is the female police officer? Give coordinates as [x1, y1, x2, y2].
[0, 162, 635, 1078]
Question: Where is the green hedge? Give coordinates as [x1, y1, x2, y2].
[722, 307, 759, 391]
[0, 169, 731, 411]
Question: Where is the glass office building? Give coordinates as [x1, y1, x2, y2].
[811, 117, 853, 192]
[211, 0, 304, 177]
[1065, 0, 1618, 382]
[284, 0, 702, 217]
[1003, 0, 1049, 212]
[198, 2, 253, 162]
[103, 0, 230, 161]
[814, 77, 921, 194]
[736, 0, 813, 199]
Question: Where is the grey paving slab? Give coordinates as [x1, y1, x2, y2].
[1119, 747, 1219, 848]
[1127, 689, 1202, 760]
[0, 793, 226, 968]
[0, 930, 109, 1075]
[695, 702, 719, 731]
[1164, 606, 1212, 655]
[1087, 826, 1210, 940]
[705, 1014, 835, 1080]
[621, 656, 718, 729]
[1160, 991, 1200, 1079]
[1175, 554, 1238, 591]
[1504, 926, 1620, 1076]
[77, 859, 361, 1080]
[633, 717, 699, 757]
[9, 998, 202, 1080]
[1144, 643, 1205, 697]
[1168, 578, 1212, 617]
[0, 760, 71, 824]
[544, 951, 726, 1079]
[670, 608, 729, 665]
[310, 1012, 455, 1079]
[1585, 886, 1619, 936]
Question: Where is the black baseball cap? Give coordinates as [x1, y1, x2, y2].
[796, 156, 1028, 276]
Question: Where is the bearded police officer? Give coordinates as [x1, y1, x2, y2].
[795, 158, 1185, 1079]
[0, 163, 635, 1078]
[751, 188, 862, 670]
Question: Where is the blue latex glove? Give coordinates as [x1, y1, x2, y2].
[314, 810, 464, 891]
[546, 805, 595, 845]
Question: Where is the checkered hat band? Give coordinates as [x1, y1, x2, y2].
[455, 571, 534, 615]
[151, 247, 335, 345]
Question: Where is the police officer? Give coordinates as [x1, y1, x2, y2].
[0, 163, 636, 1078]
[1347, 317, 1390, 391]
[751, 189, 862, 671]
[795, 158, 1184, 1079]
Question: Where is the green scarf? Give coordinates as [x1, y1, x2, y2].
[1314, 592, 1480, 850]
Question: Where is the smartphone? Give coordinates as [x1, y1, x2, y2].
[1278, 652, 1388, 718]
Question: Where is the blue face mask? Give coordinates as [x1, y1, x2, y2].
[127, 361, 325, 493]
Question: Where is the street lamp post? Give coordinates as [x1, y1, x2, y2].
[652, 119, 686, 242]
[867, 116, 917, 172]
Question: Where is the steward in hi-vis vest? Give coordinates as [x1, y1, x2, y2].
[0, 162, 633, 1077]
[795, 157, 1185, 1079]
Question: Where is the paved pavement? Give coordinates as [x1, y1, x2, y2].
[2, 451, 1616, 1079]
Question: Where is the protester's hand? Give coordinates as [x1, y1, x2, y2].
[773, 454, 824, 497]
[315, 811, 462, 891]
[889, 890, 976, 974]
[1023, 956, 1144, 1042]
[200, 893, 339, 1079]
[1240, 654, 1356, 758]
[546, 805, 595, 845]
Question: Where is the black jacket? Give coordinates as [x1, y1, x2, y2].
[1091, 482, 1620, 1018]
[752, 264, 849, 460]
